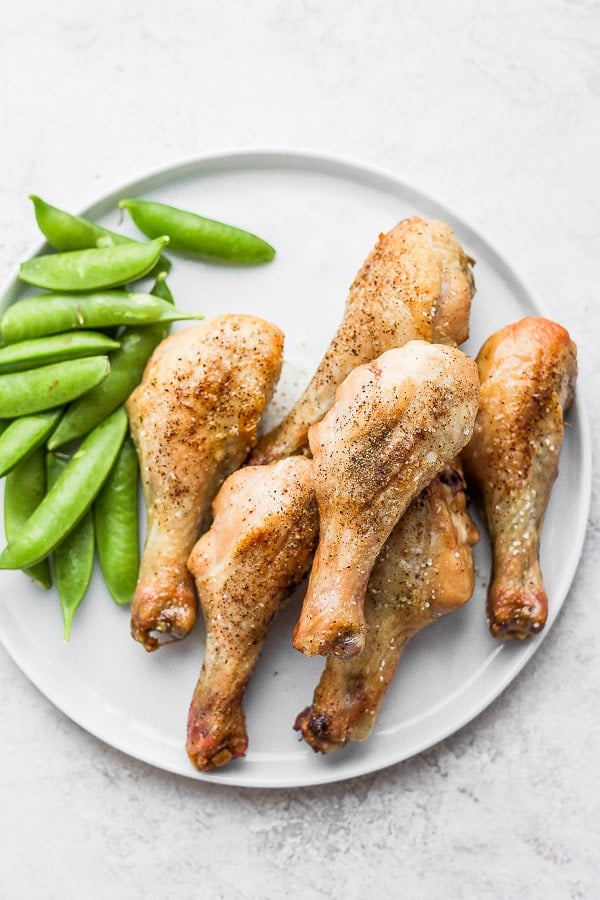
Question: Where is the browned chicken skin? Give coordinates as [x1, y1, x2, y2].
[186, 457, 319, 771]
[251, 217, 475, 464]
[293, 340, 480, 660]
[127, 315, 284, 651]
[294, 464, 479, 752]
[179, 218, 477, 770]
[462, 316, 577, 639]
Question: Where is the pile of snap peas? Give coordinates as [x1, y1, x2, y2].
[0, 194, 275, 638]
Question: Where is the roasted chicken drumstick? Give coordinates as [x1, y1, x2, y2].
[293, 340, 480, 660]
[127, 314, 284, 651]
[186, 457, 319, 771]
[295, 464, 479, 752]
[251, 216, 475, 464]
[462, 316, 577, 639]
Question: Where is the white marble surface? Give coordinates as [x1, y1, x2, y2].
[1, 1, 599, 897]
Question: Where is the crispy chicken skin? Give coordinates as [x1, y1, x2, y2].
[462, 317, 577, 639]
[293, 340, 480, 660]
[294, 464, 479, 752]
[186, 457, 319, 771]
[127, 314, 284, 651]
[251, 217, 475, 464]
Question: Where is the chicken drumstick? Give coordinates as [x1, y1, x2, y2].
[251, 217, 475, 464]
[186, 457, 319, 771]
[127, 314, 284, 651]
[294, 464, 479, 752]
[462, 316, 577, 638]
[293, 339, 480, 660]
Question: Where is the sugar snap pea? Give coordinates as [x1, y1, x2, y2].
[30, 195, 171, 275]
[19, 236, 169, 291]
[0, 409, 63, 477]
[47, 453, 95, 640]
[0, 356, 109, 418]
[119, 197, 275, 264]
[48, 327, 165, 448]
[4, 445, 52, 589]
[30, 195, 133, 251]
[94, 435, 139, 606]
[0, 406, 128, 570]
[0, 292, 202, 343]
[0, 331, 119, 374]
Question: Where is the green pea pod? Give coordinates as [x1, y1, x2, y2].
[4, 445, 52, 589]
[0, 406, 127, 570]
[150, 270, 174, 304]
[0, 331, 120, 373]
[31, 195, 133, 251]
[18, 236, 169, 291]
[119, 197, 275, 264]
[94, 435, 139, 605]
[47, 452, 95, 640]
[30, 195, 171, 276]
[0, 356, 109, 418]
[0, 409, 63, 477]
[148, 272, 174, 342]
[0, 292, 202, 343]
[48, 327, 164, 448]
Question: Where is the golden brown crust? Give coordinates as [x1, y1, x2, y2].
[127, 315, 284, 651]
[186, 458, 319, 770]
[462, 316, 577, 639]
[293, 340, 480, 660]
[294, 464, 479, 752]
[251, 217, 475, 464]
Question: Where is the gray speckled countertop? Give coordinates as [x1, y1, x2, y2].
[1, 2, 599, 897]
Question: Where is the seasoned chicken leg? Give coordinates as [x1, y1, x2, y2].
[462, 316, 577, 639]
[127, 314, 284, 651]
[251, 217, 475, 464]
[295, 464, 479, 752]
[293, 340, 480, 660]
[186, 457, 319, 771]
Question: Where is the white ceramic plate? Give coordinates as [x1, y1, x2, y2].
[0, 150, 591, 788]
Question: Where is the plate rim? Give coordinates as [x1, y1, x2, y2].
[0, 146, 592, 789]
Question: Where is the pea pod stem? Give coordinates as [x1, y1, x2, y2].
[150, 270, 174, 304]
[0, 409, 63, 477]
[18, 236, 169, 292]
[0, 331, 120, 373]
[119, 197, 275, 264]
[94, 435, 140, 605]
[0, 406, 128, 570]
[4, 445, 52, 589]
[0, 292, 202, 343]
[0, 356, 109, 418]
[48, 327, 166, 448]
[47, 453, 95, 640]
